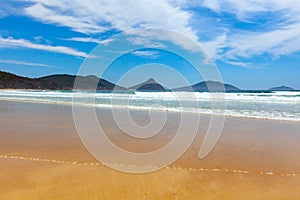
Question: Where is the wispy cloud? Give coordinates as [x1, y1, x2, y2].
[131, 50, 161, 58]
[21, 0, 197, 39]
[224, 23, 300, 59]
[3, 0, 300, 67]
[225, 61, 251, 68]
[24, 3, 108, 34]
[201, 34, 227, 60]
[0, 10, 8, 19]
[62, 37, 114, 45]
[195, 0, 300, 64]
[200, 20, 300, 64]
[0, 36, 90, 57]
[0, 58, 59, 68]
[18, 0, 200, 55]
[200, 0, 300, 21]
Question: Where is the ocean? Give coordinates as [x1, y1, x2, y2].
[0, 90, 299, 122]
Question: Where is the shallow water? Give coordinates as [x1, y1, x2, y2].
[0, 90, 299, 121]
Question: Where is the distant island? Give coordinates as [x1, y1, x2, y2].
[129, 78, 166, 91]
[269, 86, 294, 91]
[128, 78, 240, 92]
[0, 71, 297, 92]
[174, 81, 240, 92]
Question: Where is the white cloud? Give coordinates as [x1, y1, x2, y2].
[200, 0, 300, 21]
[63, 37, 114, 45]
[201, 20, 300, 64]
[196, 0, 300, 64]
[19, 0, 200, 55]
[22, 0, 197, 39]
[24, 3, 108, 34]
[201, 0, 221, 13]
[0, 36, 90, 57]
[225, 61, 251, 68]
[126, 28, 201, 53]
[0, 58, 59, 68]
[224, 22, 300, 59]
[201, 34, 227, 59]
[131, 50, 161, 58]
[4, 0, 300, 66]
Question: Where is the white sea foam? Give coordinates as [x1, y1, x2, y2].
[0, 90, 299, 121]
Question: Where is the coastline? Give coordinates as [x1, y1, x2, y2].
[0, 97, 299, 123]
[0, 100, 299, 199]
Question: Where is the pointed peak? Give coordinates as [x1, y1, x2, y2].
[145, 78, 156, 83]
[128, 78, 166, 90]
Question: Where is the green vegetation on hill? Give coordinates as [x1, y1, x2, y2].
[0, 71, 124, 90]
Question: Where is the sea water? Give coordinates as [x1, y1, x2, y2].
[0, 90, 299, 122]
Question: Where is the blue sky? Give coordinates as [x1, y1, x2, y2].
[0, 0, 300, 89]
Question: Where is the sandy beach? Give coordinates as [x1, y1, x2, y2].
[0, 100, 299, 199]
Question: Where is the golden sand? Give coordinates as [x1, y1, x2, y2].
[0, 101, 299, 199]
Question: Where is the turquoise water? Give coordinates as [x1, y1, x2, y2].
[0, 90, 299, 121]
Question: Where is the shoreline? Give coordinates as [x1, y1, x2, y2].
[1, 154, 299, 178]
[1, 100, 299, 168]
[0, 100, 299, 199]
[0, 98, 300, 123]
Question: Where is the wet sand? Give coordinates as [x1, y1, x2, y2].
[0, 100, 299, 199]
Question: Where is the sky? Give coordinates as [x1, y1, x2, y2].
[0, 0, 300, 89]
